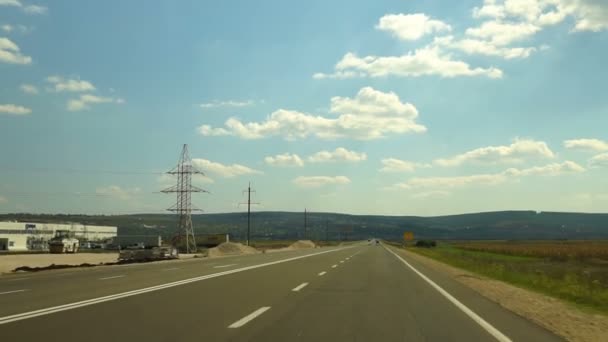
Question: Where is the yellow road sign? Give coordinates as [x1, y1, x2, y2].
[403, 232, 414, 241]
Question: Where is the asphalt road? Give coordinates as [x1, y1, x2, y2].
[0, 243, 563, 342]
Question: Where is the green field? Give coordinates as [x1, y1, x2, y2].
[406, 241, 608, 314]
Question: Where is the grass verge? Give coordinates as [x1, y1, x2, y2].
[407, 243, 608, 314]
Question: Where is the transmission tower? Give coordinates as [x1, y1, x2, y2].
[239, 182, 259, 246]
[161, 144, 208, 253]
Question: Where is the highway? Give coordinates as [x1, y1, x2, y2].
[0, 243, 562, 341]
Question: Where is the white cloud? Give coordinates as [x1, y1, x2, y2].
[23, 4, 46, 14]
[1, 24, 13, 32]
[0, 1, 48, 15]
[0, 0, 22, 7]
[0, 195, 7, 204]
[410, 190, 451, 199]
[46, 76, 96, 93]
[293, 176, 351, 188]
[472, 0, 608, 32]
[192, 158, 262, 178]
[0, 37, 31, 64]
[380, 158, 429, 172]
[391, 161, 584, 190]
[563, 138, 608, 152]
[67, 94, 124, 111]
[95, 185, 141, 201]
[434, 36, 537, 59]
[1, 24, 32, 34]
[314, 48, 503, 79]
[308, 147, 367, 163]
[588, 153, 608, 168]
[200, 100, 256, 109]
[376, 13, 451, 41]
[198, 87, 426, 140]
[466, 20, 541, 45]
[0, 104, 31, 115]
[435, 139, 555, 167]
[264, 153, 304, 167]
[19, 83, 38, 94]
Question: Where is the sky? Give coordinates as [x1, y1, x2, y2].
[1, 0, 607, 216]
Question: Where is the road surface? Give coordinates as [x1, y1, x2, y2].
[0, 243, 562, 341]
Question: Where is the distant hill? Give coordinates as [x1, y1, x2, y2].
[1, 211, 607, 241]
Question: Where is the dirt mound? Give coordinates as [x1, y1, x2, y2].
[207, 242, 260, 258]
[289, 240, 316, 249]
[266, 240, 317, 253]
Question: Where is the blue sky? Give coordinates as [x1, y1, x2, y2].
[1, 0, 607, 215]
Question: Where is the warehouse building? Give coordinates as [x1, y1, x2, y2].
[0, 221, 117, 252]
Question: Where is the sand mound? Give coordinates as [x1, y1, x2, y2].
[267, 240, 317, 253]
[207, 242, 260, 258]
[289, 240, 316, 249]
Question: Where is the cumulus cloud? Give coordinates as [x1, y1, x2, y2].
[380, 158, 430, 172]
[198, 87, 426, 140]
[192, 158, 262, 178]
[46, 76, 96, 93]
[588, 153, 608, 168]
[23, 4, 46, 14]
[0, 37, 31, 64]
[19, 83, 38, 94]
[410, 190, 451, 199]
[264, 153, 304, 167]
[0, 104, 31, 115]
[200, 100, 256, 109]
[308, 147, 367, 163]
[433, 36, 537, 59]
[313, 48, 503, 79]
[434, 139, 555, 167]
[67, 94, 124, 111]
[0, 1, 47, 15]
[391, 161, 584, 190]
[472, 0, 608, 32]
[293, 176, 351, 188]
[563, 138, 608, 152]
[95, 185, 141, 201]
[376, 13, 451, 41]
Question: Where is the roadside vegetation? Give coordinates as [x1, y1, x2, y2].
[406, 240, 608, 314]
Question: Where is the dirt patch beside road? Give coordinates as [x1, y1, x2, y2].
[266, 240, 317, 253]
[391, 246, 608, 342]
[0, 253, 119, 275]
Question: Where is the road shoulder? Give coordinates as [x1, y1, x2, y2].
[392, 246, 608, 342]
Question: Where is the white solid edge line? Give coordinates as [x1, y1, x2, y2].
[98, 275, 125, 280]
[318, 271, 326, 276]
[228, 306, 271, 328]
[383, 246, 512, 342]
[0, 246, 355, 325]
[0, 289, 29, 295]
[292, 282, 308, 292]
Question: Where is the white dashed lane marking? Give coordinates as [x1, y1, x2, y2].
[292, 283, 309, 292]
[228, 307, 271, 328]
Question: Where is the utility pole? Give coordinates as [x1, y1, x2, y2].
[161, 144, 208, 254]
[239, 182, 259, 246]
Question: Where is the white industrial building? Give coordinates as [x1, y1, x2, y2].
[0, 221, 117, 252]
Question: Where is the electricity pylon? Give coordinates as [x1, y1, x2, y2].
[161, 144, 208, 253]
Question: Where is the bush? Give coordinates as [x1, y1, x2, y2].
[415, 240, 437, 248]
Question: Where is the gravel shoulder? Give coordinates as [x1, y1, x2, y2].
[0, 253, 119, 275]
[397, 247, 608, 342]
